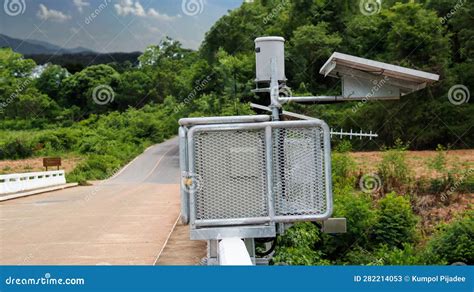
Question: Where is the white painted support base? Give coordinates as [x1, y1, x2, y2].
[218, 238, 253, 266]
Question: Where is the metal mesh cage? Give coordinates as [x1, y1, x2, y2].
[186, 120, 332, 227]
[272, 127, 327, 217]
[193, 130, 269, 221]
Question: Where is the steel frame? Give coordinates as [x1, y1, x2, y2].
[180, 118, 333, 240]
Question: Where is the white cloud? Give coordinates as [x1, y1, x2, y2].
[114, 0, 145, 17]
[37, 4, 71, 22]
[148, 8, 178, 21]
[115, 0, 177, 21]
[73, 0, 90, 13]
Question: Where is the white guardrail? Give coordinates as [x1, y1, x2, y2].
[0, 170, 66, 195]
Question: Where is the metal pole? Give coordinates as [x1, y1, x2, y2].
[269, 58, 281, 121]
[269, 58, 286, 232]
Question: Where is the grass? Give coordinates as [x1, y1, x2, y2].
[350, 149, 474, 179]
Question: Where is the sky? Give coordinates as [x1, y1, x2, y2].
[0, 0, 243, 52]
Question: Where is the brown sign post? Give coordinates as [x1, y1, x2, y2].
[43, 157, 61, 171]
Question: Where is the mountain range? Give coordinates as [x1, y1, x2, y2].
[0, 33, 95, 55]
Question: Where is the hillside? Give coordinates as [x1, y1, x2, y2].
[0, 33, 94, 55]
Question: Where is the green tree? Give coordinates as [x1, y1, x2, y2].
[139, 38, 196, 101]
[287, 23, 342, 93]
[35, 64, 70, 101]
[116, 70, 155, 110]
[0, 48, 59, 120]
[61, 64, 120, 113]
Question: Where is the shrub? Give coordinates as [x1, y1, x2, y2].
[322, 189, 375, 259]
[34, 129, 81, 154]
[371, 244, 425, 265]
[67, 154, 122, 183]
[427, 213, 474, 265]
[378, 139, 411, 193]
[426, 145, 458, 196]
[271, 247, 330, 266]
[427, 144, 447, 172]
[343, 243, 445, 265]
[277, 222, 321, 248]
[332, 151, 357, 189]
[271, 222, 330, 266]
[372, 193, 419, 248]
[342, 245, 378, 265]
[0, 139, 34, 159]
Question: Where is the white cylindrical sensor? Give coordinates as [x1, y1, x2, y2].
[255, 36, 286, 82]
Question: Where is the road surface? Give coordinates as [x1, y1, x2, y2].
[0, 137, 182, 265]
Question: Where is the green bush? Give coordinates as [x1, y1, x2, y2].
[425, 145, 465, 196]
[378, 139, 412, 193]
[372, 193, 419, 248]
[427, 213, 474, 265]
[67, 154, 122, 183]
[342, 245, 379, 265]
[371, 244, 426, 265]
[332, 150, 357, 189]
[271, 247, 330, 266]
[277, 222, 321, 248]
[271, 222, 330, 266]
[427, 144, 447, 172]
[0, 139, 34, 159]
[343, 243, 445, 265]
[323, 189, 375, 259]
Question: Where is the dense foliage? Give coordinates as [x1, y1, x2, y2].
[1, 0, 472, 149]
[271, 146, 471, 266]
[199, 0, 473, 149]
[427, 212, 474, 265]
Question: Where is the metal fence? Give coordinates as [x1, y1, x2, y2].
[180, 119, 332, 232]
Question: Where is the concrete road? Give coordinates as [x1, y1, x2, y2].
[0, 137, 181, 265]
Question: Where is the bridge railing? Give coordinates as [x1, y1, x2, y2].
[0, 170, 66, 195]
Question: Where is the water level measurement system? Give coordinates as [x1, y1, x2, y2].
[179, 36, 439, 265]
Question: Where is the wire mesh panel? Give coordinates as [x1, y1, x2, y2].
[192, 130, 269, 223]
[185, 120, 332, 229]
[272, 127, 328, 218]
